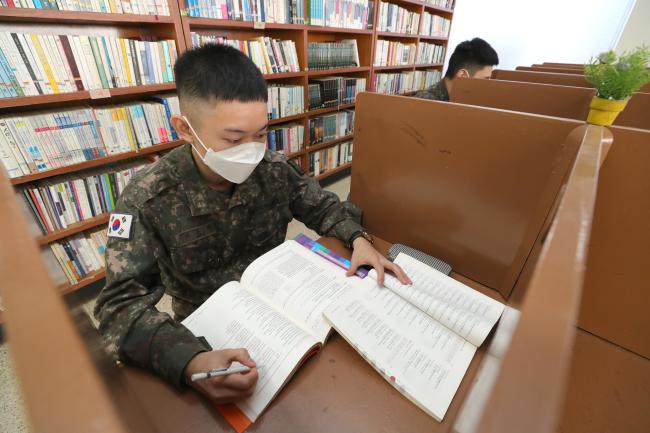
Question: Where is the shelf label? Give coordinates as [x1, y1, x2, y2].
[89, 89, 111, 99]
[254, 21, 266, 29]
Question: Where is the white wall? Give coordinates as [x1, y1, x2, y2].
[616, 0, 650, 53]
[445, 0, 636, 71]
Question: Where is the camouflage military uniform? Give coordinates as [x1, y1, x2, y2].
[414, 79, 450, 101]
[94, 144, 363, 388]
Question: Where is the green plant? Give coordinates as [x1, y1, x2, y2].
[585, 46, 650, 100]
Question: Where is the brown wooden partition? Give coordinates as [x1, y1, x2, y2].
[0, 160, 131, 433]
[540, 62, 584, 69]
[351, 92, 585, 299]
[450, 77, 595, 120]
[518, 65, 585, 75]
[578, 125, 650, 359]
[492, 69, 592, 88]
[533, 62, 585, 69]
[614, 92, 650, 129]
[472, 123, 611, 433]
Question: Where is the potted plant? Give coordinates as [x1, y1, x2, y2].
[584, 46, 650, 126]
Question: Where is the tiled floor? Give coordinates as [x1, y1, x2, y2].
[0, 175, 350, 433]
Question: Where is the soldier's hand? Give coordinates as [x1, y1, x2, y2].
[347, 238, 412, 287]
[184, 349, 259, 403]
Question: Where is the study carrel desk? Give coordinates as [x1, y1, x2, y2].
[0, 93, 634, 433]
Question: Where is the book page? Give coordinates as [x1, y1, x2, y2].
[182, 281, 319, 422]
[369, 253, 505, 347]
[324, 278, 476, 421]
[240, 240, 361, 342]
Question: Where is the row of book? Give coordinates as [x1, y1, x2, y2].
[308, 140, 352, 177]
[308, 109, 354, 145]
[420, 13, 450, 37]
[416, 43, 445, 65]
[376, 2, 420, 35]
[1, 0, 170, 14]
[0, 32, 177, 97]
[308, 76, 365, 109]
[308, 0, 373, 29]
[186, 0, 304, 23]
[191, 34, 300, 75]
[20, 163, 146, 234]
[267, 123, 303, 155]
[423, 0, 454, 10]
[0, 94, 179, 178]
[374, 40, 415, 67]
[48, 228, 108, 285]
[307, 40, 359, 70]
[267, 85, 304, 120]
[373, 69, 441, 94]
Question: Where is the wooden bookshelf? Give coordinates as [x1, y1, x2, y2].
[307, 103, 356, 117]
[262, 72, 306, 80]
[11, 140, 185, 186]
[0, 83, 177, 111]
[371, 0, 454, 94]
[59, 269, 107, 295]
[37, 213, 111, 246]
[375, 31, 419, 39]
[308, 67, 370, 77]
[0, 8, 175, 24]
[307, 134, 355, 153]
[373, 65, 417, 71]
[0, 0, 187, 297]
[418, 35, 449, 41]
[315, 162, 352, 181]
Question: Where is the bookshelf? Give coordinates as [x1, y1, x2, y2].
[0, 0, 187, 300]
[0, 0, 456, 313]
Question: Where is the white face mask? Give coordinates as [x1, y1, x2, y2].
[183, 116, 266, 184]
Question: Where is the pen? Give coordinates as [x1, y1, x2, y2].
[191, 363, 262, 382]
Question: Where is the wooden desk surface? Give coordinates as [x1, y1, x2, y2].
[109, 237, 650, 433]
[116, 237, 506, 433]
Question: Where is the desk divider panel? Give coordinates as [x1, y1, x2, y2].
[450, 78, 595, 121]
[579, 125, 650, 359]
[492, 69, 592, 88]
[351, 92, 584, 298]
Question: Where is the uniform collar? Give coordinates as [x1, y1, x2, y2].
[173, 144, 264, 215]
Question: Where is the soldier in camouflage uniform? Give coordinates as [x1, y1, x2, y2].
[94, 44, 411, 403]
[415, 38, 499, 102]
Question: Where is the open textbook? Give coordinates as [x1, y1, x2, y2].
[182, 239, 505, 431]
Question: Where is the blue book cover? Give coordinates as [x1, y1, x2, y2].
[98, 174, 113, 212]
[100, 37, 117, 88]
[144, 42, 155, 85]
[139, 42, 151, 85]
[0, 48, 17, 98]
[32, 0, 43, 8]
[61, 241, 87, 278]
[161, 41, 172, 83]
[136, 105, 154, 144]
[152, 95, 178, 140]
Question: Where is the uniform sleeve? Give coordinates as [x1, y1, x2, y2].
[94, 192, 210, 389]
[286, 159, 363, 245]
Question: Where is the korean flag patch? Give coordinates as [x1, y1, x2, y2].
[107, 213, 134, 239]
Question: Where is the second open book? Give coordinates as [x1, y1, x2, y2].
[182, 239, 505, 431]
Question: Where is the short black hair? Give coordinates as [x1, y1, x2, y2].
[445, 38, 499, 78]
[174, 43, 268, 109]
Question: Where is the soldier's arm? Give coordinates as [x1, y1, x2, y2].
[285, 158, 363, 246]
[94, 193, 210, 388]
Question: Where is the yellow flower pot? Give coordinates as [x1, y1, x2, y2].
[587, 96, 629, 126]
